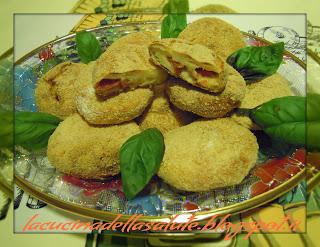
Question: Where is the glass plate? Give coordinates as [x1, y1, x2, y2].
[14, 21, 306, 223]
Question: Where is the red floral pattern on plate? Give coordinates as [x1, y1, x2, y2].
[62, 175, 123, 196]
[251, 149, 305, 197]
[38, 44, 55, 61]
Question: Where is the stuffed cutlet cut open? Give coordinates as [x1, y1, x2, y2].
[149, 38, 226, 93]
[92, 32, 167, 98]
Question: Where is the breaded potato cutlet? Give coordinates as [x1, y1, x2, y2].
[178, 17, 246, 60]
[167, 65, 246, 118]
[92, 32, 167, 98]
[35, 61, 87, 119]
[158, 118, 258, 191]
[47, 114, 140, 179]
[149, 38, 226, 93]
[77, 86, 154, 125]
[231, 73, 293, 129]
[138, 84, 195, 133]
[76, 61, 154, 125]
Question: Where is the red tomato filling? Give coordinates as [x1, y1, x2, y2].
[167, 57, 184, 75]
[96, 79, 121, 89]
[195, 68, 217, 77]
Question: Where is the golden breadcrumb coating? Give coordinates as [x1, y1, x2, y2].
[95, 32, 159, 75]
[75, 61, 154, 125]
[76, 86, 154, 125]
[47, 114, 140, 179]
[158, 118, 258, 191]
[167, 65, 246, 118]
[178, 17, 246, 60]
[239, 73, 293, 108]
[138, 84, 195, 133]
[35, 61, 87, 119]
[92, 31, 167, 97]
[231, 73, 293, 129]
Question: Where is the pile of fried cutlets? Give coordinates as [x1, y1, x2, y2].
[35, 18, 293, 192]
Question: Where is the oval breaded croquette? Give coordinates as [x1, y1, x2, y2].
[178, 17, 246, 60]
[93, 31, 167, 98]
[231, 73, 293, 129]
[76, 86, 154, 125]
[75, 61, 154, 125]
[138, 84, 195, 133]
[167, 65, 246, 118]
[35, 61, 87, 119]
[158, 118, 258, 191]
[47, 114, 140, 179]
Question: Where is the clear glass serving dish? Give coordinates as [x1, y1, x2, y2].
[14, 21, 306, 223]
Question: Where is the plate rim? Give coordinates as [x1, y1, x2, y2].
[15, 169, 305, 225]
[14, 21, 307, 225]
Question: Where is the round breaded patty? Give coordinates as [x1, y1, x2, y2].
[178, 17, 246, 60]
[76, 84, 154, 125]
[93, 31, 167, 98]
[231, 73, 293, 129]
[167, 65, 246, 118]
[35, 61, 87, 119]
[158, 118, 258, 191]
[76, 61, 154, 125]
[47, 114, 140, 179]
[138, 84, 195, 133]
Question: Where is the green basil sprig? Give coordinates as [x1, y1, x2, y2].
[161, 14, 187, 39]
[120, 128, 165, 200]
[250, 96, 305, 146]
[161, 0, 188, 38]
[227, 42, 284, 82]
[15, 112, 62, 150]
[306, 94, 320, 150]
[163, 0, 189, 14]
[0, 111, 13, 148]
[250, 94, 320, 151]
[75, 31, 102, 64]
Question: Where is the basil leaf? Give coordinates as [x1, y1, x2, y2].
[15, 112, 62, 150]
[161, 0, 188, 38]
[75, 31, 102, 64]
[120, 128, 165, 200]
[0, 110, 13, 148]
[163, 0, 189, 14]
[307, 94, 320, 150]
[227, 42, 284, 82]
[161, 14, 187, 38]
[250, 96, 305, 146]
[251, 94, 320, 151]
